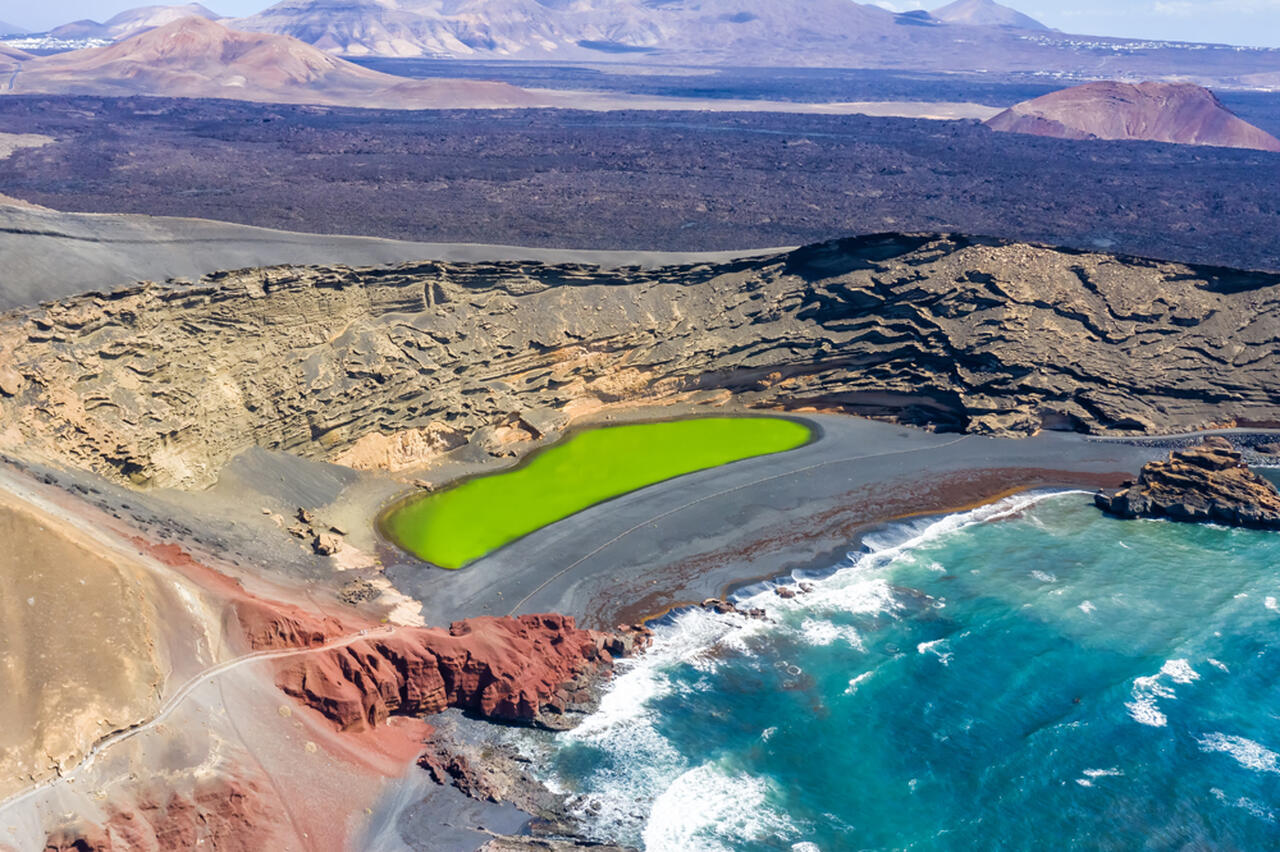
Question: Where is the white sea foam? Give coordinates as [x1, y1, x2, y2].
[1125, 696, 1167, 728]
[917, 638, 953, 666]
[792, 844, 823, 852]
[1126, 671, 1177, 727]
[1266, 596, 1279, 613]
[800, 618, 864, 650]
[643, 764, 799, 852]
[1078, 600, 1096, 614]
[1199, 733, 1280, 774]
[1075, 770, 1126, 787]
[1160, 659, 1200, 685]
[1211, 787, 1276, 823]
[845, 671, 874, 695]
[1031, 570, 1057, 583]
[1209, 658, 1230, 673]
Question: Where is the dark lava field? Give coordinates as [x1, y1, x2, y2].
[2, 93, 1279, 270]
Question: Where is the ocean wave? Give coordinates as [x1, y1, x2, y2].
[916, 638, 954, 666]
[844, 671, 874, 695]
[1126, 658, 1205, 727]
[643, 763, 801, 852]
[800, 618, 864, 649]
[1199, 732, 1280, 774]
[1160, 659, 1200, 685]
[551, 490, 1087, 847]
[1211, 787, 1277, 823]
[1074, 767, 1124, 787]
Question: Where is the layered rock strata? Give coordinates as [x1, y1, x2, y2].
[1095, 437, 1280, 528]
[2, 233, 1279, 489]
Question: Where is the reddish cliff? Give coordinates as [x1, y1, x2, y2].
[272, 614, 649, 731]
[986, 81, 1280, 152]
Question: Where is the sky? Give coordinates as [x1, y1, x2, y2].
[2, 0, 1280, 48]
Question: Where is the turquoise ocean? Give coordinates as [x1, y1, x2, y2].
[536, 489, 1280, 851]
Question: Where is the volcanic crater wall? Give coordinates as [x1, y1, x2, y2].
[2, 233, 1278, 489]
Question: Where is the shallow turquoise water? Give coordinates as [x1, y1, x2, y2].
[543, 492, 1280, 851]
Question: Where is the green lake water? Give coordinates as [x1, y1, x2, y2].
[383, 416, 812, 569]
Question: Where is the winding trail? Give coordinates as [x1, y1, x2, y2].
[0, 625, 400, 816]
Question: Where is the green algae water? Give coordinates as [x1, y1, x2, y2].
[384, 417, 811, 569]
[537, 491, 1280, 851]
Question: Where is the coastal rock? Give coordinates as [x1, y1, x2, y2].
[1095, 437, 1280, 528]
[4, 235, 1280, 489]
[267, 614, 645, 731]
[478, 838, 639, 852]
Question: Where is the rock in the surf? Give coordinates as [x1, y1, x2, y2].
[1095, 437, 1280, 528]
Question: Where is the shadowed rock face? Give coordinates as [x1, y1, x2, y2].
[2, 233, 1279, 490]
[987, 81, 1280, 152]
[1095, 437, 1280, 528]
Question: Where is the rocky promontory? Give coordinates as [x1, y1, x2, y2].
[1095, 437, 1280, 528]
[270, 614, 651, 732]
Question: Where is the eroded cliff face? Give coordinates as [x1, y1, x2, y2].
[2, 233, 1278, 489]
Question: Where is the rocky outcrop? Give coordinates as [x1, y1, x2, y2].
[478, 839, 639, 852]
[269, 615, 651, 731]
[987, 82, 1280, 152]
[3, 234, 1280, 489]
[1095, 437, 1280, 528]
[42, 777, 291, 852]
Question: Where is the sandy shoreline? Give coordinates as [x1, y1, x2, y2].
[383, 415, 1173, 631]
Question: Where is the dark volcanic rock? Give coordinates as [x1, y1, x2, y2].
[1095, 437, 1280, 528]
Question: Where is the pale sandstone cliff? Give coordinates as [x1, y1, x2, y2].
[1, 233, 1278, 490]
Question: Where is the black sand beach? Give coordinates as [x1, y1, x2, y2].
[385, 415, 1172, 630]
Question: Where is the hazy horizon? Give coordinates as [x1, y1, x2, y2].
[4, 0, 1280, 49]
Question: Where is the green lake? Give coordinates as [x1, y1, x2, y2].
[383, 416, 812, 569]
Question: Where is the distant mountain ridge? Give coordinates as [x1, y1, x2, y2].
[224, 0, 1280, 86]
[0, 20, 28, 35]
[986, 81, 1280, 152]
[47, 4, 222, 42]
[231, 0, 904, 60]
[931, 0, 1047, 30]
[4, 16, 547, 109]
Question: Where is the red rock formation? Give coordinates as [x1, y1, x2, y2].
[44, 778, 289, 852]
[273, 615, 649, 730]
[986, 81, 1280, 152]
